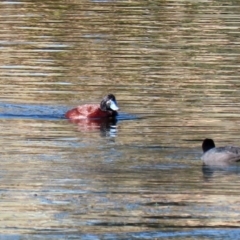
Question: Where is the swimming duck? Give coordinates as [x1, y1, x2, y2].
[201, 138, 240, 165]
[65, 94, 119, 120]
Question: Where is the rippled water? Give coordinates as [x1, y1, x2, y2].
[1, 0, 240, 239]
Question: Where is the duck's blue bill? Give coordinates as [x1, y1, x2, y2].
[109, 100, 119, 111]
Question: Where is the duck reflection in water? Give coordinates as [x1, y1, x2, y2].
[201, 138, 240, 178]
[65, 94, 119, 136]
[67, 117, 118, 137]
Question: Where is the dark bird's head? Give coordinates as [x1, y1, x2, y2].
[100, 94, 119, 115]
[202, 138, 216, 153]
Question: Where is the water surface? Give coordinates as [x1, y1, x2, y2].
[0, 0, 240, 239]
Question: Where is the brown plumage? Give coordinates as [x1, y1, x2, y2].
[65, 94, 119, 120]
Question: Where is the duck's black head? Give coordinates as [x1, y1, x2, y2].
[202, 138, 216, 153]
[100, 94, 119, 115]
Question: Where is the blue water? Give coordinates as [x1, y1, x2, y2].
[3, 229, 239, 240]
[0, 102, 66, 120]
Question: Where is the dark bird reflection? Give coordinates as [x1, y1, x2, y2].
[202, 163, 240, 180]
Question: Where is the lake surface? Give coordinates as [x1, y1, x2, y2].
[0, 0, 240, 239]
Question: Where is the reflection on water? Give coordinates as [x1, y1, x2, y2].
[1, 0, 240, 239]
[202, 163, 240, 179]
[67, 117, 118, 137]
